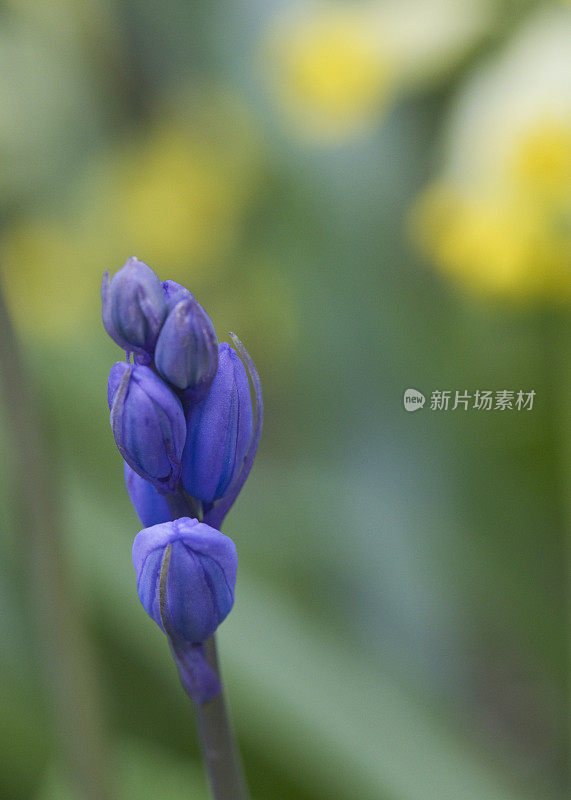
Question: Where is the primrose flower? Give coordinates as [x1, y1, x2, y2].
[154, 296, 219, 399]
[264, 6, 392, 142]
[133, 517, 237, 644]
[410, 7, 571, 302]
[102, 257, 167, 363]
[108, 362, 186, 493]
[181, 343, 253, 506]
[261, 0, 493, 143]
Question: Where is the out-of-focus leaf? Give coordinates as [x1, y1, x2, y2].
[35, 738, 208, 800]
[63, 473, 542, 800]
[0, 9, 104, 204]
[0, 666, 48, 800]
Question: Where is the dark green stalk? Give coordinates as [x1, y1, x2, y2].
[164, 488, 249, 800]
[0, 279, 112, 800]
[194, 637, 248, 800]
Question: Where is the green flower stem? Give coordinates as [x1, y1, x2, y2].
[194, 636, 249, 800]
[164, 488, 249, 800]
[0, 279, 112, 800]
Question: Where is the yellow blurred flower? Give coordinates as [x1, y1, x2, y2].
[412, 184, 570, 301]
[509, 119, 571, 201]
[0, 220, 97, 341]
[264, 4, 392, 142]
[97, 112, 261, 280]
[0, 90, 264, 341]
[410, 8, 571, 303]
[262, 0, 494, 143]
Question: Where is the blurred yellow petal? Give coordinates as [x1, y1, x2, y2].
[510, 118, 571, 200]
[261, 0, 494, 143]
[264, 4, 394, 142]
[85, 93, 262, 281]
[110, 129, 240, 270]
[411, 185, 571, 302]
[409, 7, 571, 304]
[0, 89, 265, 342]
[0, 221, 96, 340]
[442, 7, 571, 190]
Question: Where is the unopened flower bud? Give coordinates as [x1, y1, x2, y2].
[162, 279, 193, 308]
[108, 362, 186, 493]
[181, 343, 253, 505]
[154, 297, 219, 399]
[124, 462, 172, 527]
[132, 517, 237, 643]
[102, 257, 167, 363]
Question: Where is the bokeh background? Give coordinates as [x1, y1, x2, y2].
[0, 0, 569, 798]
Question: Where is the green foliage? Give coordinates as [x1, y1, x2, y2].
[0, 1, 568, 798]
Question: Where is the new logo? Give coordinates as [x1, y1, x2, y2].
[403, 388, 425, 411]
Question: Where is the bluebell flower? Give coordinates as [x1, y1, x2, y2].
[102, 257, 167, 364]
[181, 343, 253, 506]
[108, 362, 186, 493]
[102, 261, 263, 708]
[132, 517, 237, 644]
[154, 297, 219, 399]
[124, 462, 172, 527]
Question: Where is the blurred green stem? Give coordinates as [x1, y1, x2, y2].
[166, 488, 249, 800]
[0, 280, 113, 800]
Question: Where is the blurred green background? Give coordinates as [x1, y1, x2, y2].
[0, 0, 569, 798]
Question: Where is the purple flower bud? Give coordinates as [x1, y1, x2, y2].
[154, 298, 219, 399]
[124, 462, 172, 527]
[162, 279, 193, 308]
[102, 257, 167, 364]
[181, 343, 253, 505]
[132, 517, 237, 644]
[203, 333, 263, 530]
[108, 362, 186, 493]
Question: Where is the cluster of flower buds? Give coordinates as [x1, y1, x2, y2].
[102, 257, 262, 703]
